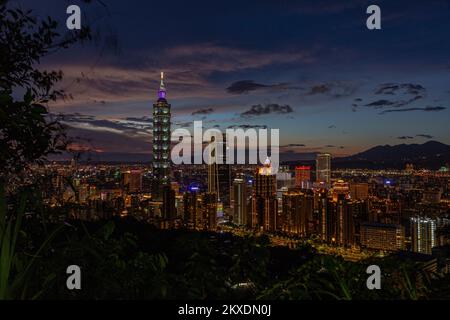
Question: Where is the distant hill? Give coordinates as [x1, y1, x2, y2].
[334, 141, 450, 169]
[347, 141, 450, 161]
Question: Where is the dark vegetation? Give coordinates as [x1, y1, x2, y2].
[12, 216, 450, 300]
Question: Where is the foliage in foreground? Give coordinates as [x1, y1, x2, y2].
[3, 213, 449, 300]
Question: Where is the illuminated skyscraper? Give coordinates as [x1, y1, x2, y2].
[316, 191, 355, 245]
[183, 189, 200, 229]
[233, 178, 247, 225]
[276, 166, 293, 189]
[207, 142, 217, 195]
[349, 183, 369, 200]
[360, 223, 405, 251]
[152, 72, 171, 200]
[331, 179, 349, 202]
[201, 192, 218, 230]
[252, 158, 278, 231]
[334, 194, 355, 246]
[282, 190, 313, 235]
[207, 134, 231, 208]
[317, 188, 331, 241]
[316, 153, 331, 184]
[295, 166, 311, 188]
[123, 170, 143, 193]
[411, 217, 437, 255]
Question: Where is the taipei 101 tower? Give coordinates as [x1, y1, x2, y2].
[152, 72, 171, 200]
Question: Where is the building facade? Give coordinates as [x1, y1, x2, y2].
[233, 178, 247, 225]
[152, 72, 171, 200]
[316, 153, 331, 184]
[411, 216, 437, 255]
[252, 158, 278, 231]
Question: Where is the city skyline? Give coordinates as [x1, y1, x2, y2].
[13, 0, 450, 160]
[2, 0, 450, 304]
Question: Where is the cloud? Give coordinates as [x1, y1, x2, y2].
[192, 107, 214, 116]
[281, 143, 306, 148]
[306, 82, 356, 98]
[355, 83, 429, 113]
[175, 122, 193, 128]
[375, 83, 426, 96]
[365, 99, 396, 107]
[396, 134, 435, 140]
[240, 103, 293, 118]
[55, 113, 153, 138]
[226, 80, 297, 94]
[124, 116, 153, 123]
[48, 43, 314, 109]
[65, 127, 151, 154]
[54, 113, 95, 122]
[226, 80, 269, 94]
[416, 134, 434, 139]
[379, 106, 446, 114]
[328, 125, 336, 129]
[365, 95, 423, 109]
[308, 84, 330, 95]
[52, 113, 156, 155]
[227, 124, 268, 129]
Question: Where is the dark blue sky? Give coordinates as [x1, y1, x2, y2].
[12, 0, 450, 157]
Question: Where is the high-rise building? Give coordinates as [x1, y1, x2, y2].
[207, 145, 217, 195]
[350, 183, 369, 200]
[152, 72, 171, 200]
[360, 223, 405, 251]
[183, 190, 201, 229]
[182, 184, 218, 230]
[201, 192, 218, 230]
[317, 191, 355, 246]
[422, 190, 441, 204]
[162, 185, 176, 219]
[282, 189, 313, 235]
[207, 133, 231, 208]
[276, 171, 293, 189]
[218, 137, 231, 209]
[252, 158, 278, 231]
[123, 170, 142, 193]
[331, 179, 349, 202]
[295, 166, 311, 188]
[405, 163, 414, 174]
[233, 178, 247, 225]
[316, 153, 331, 184]
[317, 189, 331, 241]
[411, 216, 437, 255]
[333, 194, 355, 246]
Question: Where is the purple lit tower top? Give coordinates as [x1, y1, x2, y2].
[158, 71, 166, 100]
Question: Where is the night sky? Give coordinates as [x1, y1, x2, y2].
[12, 0, 450, 159]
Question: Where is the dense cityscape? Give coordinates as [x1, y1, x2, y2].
[31, 77, 450, 275]
[2, 0, 450, 305]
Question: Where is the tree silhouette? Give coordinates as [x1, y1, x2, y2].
[0, 0, 92, 184]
